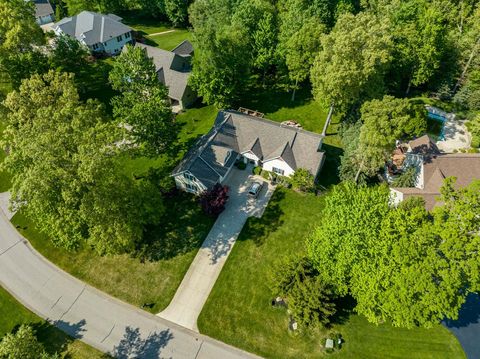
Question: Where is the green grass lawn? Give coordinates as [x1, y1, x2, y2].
[10, 105, 219, 314]
[197, 188, 465, 359]
[145, 30, 193, 51]
[0, 286, 102, 358]
[121, 13, 171, 35]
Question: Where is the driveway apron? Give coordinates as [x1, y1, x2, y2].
[158, 168, 275, 331]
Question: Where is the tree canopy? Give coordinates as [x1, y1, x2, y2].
[110, 45, 176, 156]
[307, 180, 480, 328]
[311, 12, 392, 111]
[2, 71, 161, 254]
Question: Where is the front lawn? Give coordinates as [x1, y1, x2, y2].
[197, 188, 465, 359]
[0, 286, 102, 358]
[10, 104, 218, 314]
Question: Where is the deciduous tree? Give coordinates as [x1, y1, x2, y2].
[310, 12, 392, 111]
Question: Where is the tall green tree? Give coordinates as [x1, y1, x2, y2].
[0, 0, 47, 87]
[310, 12, 392, 111]
[110, 45, 175, 156]
[165, 0, 192, 27]
[2, 71, 161, 254]
[355, 95, 426, 177]
[189, 0, 250, 107]
[308, 180, 480, 328]
[0, 325, 58, 359]
[252, 12, 278, 83]
[388, 0, 450, 94]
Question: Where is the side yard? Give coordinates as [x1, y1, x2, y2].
[197, 188, 465, 359]
[0, 286, 102, 358]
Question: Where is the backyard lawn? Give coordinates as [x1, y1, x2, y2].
[197, 188, 465, 359]
[0, 286, 102, 358]
[145, 30, 193, 51]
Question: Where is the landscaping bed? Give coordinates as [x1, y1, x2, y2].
[197, 188, 465, 359]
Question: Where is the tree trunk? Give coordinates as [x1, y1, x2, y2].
[321, 103, 335, 137]
[291, 78, 299, 102]
[453, 36, 480, 94]
[405, 77, 412, 96]
[354, 166, 362, 184]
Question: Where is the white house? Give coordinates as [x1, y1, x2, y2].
[172, 110, 325, 194]
[33, 0, 55, 25]
[52, 11, 133, 55]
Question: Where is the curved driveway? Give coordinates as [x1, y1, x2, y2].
[0, 206, 260, 359]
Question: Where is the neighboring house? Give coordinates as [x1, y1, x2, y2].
[173, 110, 326, 194]
[390, 151, 480, 210]
[52, 11, 133, 55]
[33, 0, 55, 25]
[130, 41, 197, 111]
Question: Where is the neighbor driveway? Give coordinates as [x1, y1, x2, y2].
[0, 192, 260, 359]
[158, 167, 275, 331]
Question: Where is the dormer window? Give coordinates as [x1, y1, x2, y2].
[117, 35, 123, 42]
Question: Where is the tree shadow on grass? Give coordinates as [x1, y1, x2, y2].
[238, 85, 313, 115]
[330, 295, 356, 326]
[111, 326, 174, 359]
[317, 144, 343, 189]
[31, 319, 86, 356]
[237, 189, 285, 247]
[139, 192, 215, 261]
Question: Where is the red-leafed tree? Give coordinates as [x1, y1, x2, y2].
[200, 184, 229, 217]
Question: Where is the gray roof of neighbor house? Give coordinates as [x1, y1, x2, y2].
[53, 11, 131, 46]
[34, 0, 54, 18]
[173, 110, 325, 188]
[392, 153, 480, 210]
[172, 40, 194, 56]
[132, 43, 191, 101]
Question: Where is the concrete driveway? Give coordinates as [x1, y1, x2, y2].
[158, 167, 275, 331]
[0, 193, 260, 359]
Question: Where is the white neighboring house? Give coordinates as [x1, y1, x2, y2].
[172, 110, 326, 194]
[52, 11, 133, 55]
[33, 0, 55, 25]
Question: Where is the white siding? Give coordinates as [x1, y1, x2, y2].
[242, 152, 260, 165]
[100, 32, 133, 55]
[389, 188, 404, 207]
[174, 172, 206, 195]
[262, 158, 295, 177]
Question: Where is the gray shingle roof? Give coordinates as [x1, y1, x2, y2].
[173, 110, 325, 188]
[34, 0, 54, 18]
[172, 40, 194, 56]
[54, 11, 131, 46]
[133, 43, 191, 101]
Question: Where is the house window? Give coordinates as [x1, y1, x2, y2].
[186, 183, 197, 192]
[117, 35, 123, 42]
[184, 173, 195, 181]
[272, 167, 285, 176]
[125, 32, 131, 39]
[92, 43, 99, 50]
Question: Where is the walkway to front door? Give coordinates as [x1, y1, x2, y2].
[158, 167, 275, 331]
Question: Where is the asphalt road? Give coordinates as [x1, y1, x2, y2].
[0, 207, 260, 359]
